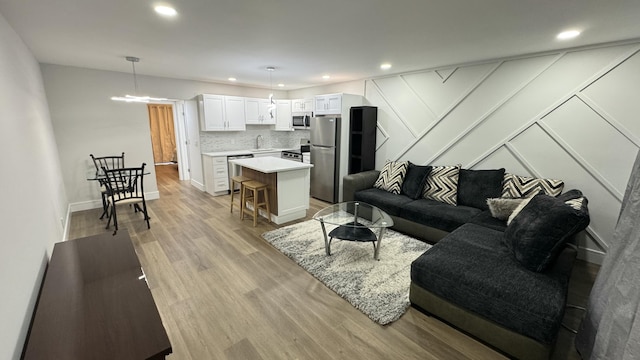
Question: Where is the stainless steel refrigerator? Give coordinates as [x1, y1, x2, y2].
[310, 116, 340, 203]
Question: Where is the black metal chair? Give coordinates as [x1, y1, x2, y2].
[102, 162, 150, 235]
[90, 153, 125, 219]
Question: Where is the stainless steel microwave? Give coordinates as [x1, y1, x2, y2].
[292, 114, 310, 129]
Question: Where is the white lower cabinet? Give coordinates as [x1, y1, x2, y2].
[203, 155, 229, 195]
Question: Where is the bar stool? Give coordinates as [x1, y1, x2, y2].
[241, 180, 271, 227]
[230, 175, 251, 213]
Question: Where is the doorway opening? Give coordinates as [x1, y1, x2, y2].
[148, 103, 179, 178]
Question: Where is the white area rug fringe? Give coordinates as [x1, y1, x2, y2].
[261, 219, 431, 325]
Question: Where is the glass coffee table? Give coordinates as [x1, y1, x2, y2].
[313, 201, 394, 260]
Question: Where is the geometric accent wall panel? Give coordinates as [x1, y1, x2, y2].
[364, 41, 640, 263]
[541, 96, 636, 194]
[365, 82, 416, 164]
[421, 54, 561, 166]
[403, 63, 496, 118]
[372, 76, 437, 135]
[509, 124, 621, 251]
[474, 146, 530, 175]
[581, 50, 640, 136]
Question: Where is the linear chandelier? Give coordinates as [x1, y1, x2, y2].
[111, 56, 167, 103]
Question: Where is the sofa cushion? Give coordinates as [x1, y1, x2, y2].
[468, 210, 508, 232]
[504, 194, 590, 272]
[400, 198, 481, 232]
[457, 168, 505, 210]
[502, 173, 564, 198]
[411, 223, 575, 345]
[373, 160, 409, 195]
[401, 163, 432, 200]
[423, 164, 461, 205]
[353, 188, 413, 217]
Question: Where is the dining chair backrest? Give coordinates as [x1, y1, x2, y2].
[90, 152, 125, 173]
[102, 163, 146, 201]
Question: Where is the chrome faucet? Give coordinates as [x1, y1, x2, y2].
[256, 134, 264, 149]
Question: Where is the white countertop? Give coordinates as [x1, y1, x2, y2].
[202, 148, 294, 157]
[229, 156, 313, 173]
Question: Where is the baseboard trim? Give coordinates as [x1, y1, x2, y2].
[577, 246, 605, 265]
[191, 179, 205, 191]
[62, 203, 72, 241]
[70, 199, 103, 212]
[69, 191, 161, 213]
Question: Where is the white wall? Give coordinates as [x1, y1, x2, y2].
[0, 14, 67, 360]
[40, 64, 289, 210]
[293, 41, 640, 264]
[289, 80, 366, 99]
[370, 41, 639, 263]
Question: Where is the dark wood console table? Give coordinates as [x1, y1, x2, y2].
[23, 231, 172, 359]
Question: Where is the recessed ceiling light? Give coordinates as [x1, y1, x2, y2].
[557, 30, 580, 40]
[380, 63, 392, 70]
[278, 83, 284, 87]
[228, 77, 237, 82]
[154, 5, 177, 17]
[322, 75, 331, 80]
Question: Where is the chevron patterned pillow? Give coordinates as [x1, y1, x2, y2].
[423, 164, 461, 205]
[501, 173, 564, 198]
[374, 160, 409, 194]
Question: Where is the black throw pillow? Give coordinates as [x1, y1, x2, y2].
[401, 163, 432, 200]
[504, 194, 590, 272]
[457, 168, 505, 210]
[557, 189, 583, 202]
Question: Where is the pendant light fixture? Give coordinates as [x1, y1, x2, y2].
[267, 66, 276, 119]
[111, 56, 167, 103]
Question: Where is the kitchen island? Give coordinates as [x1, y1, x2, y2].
[229, 157, 313, 224]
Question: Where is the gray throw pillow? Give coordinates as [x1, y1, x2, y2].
[401, 163, 432, 200]
[503, 194, 590, 272]
[486, 197, 525, 221]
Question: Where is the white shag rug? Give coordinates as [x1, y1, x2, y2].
[261, 219, 431, 325]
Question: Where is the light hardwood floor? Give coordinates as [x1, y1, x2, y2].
[68, 164, 599, 360]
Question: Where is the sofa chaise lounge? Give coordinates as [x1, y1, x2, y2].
[343, 162, 590, 360]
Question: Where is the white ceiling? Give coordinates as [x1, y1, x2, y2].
[1, 0, 640, 90]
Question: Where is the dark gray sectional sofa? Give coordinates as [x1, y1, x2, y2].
[343, 168, 590, 360]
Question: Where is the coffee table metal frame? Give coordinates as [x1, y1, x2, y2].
[313, 201, 393, 260]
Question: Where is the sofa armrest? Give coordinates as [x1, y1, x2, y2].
[343, 170, 380, 202]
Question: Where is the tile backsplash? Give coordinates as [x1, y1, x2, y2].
[200, 126, 310, 153]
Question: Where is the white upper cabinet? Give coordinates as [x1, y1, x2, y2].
[275, 100, 293, 131]
[224, 96, 246, 131]
[245, 97, 276, 125]
[198, 94, 246, 131]
[198, 94, 225, 131]
[314, 94, 342, 115]
[291, 98, 314, 114]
